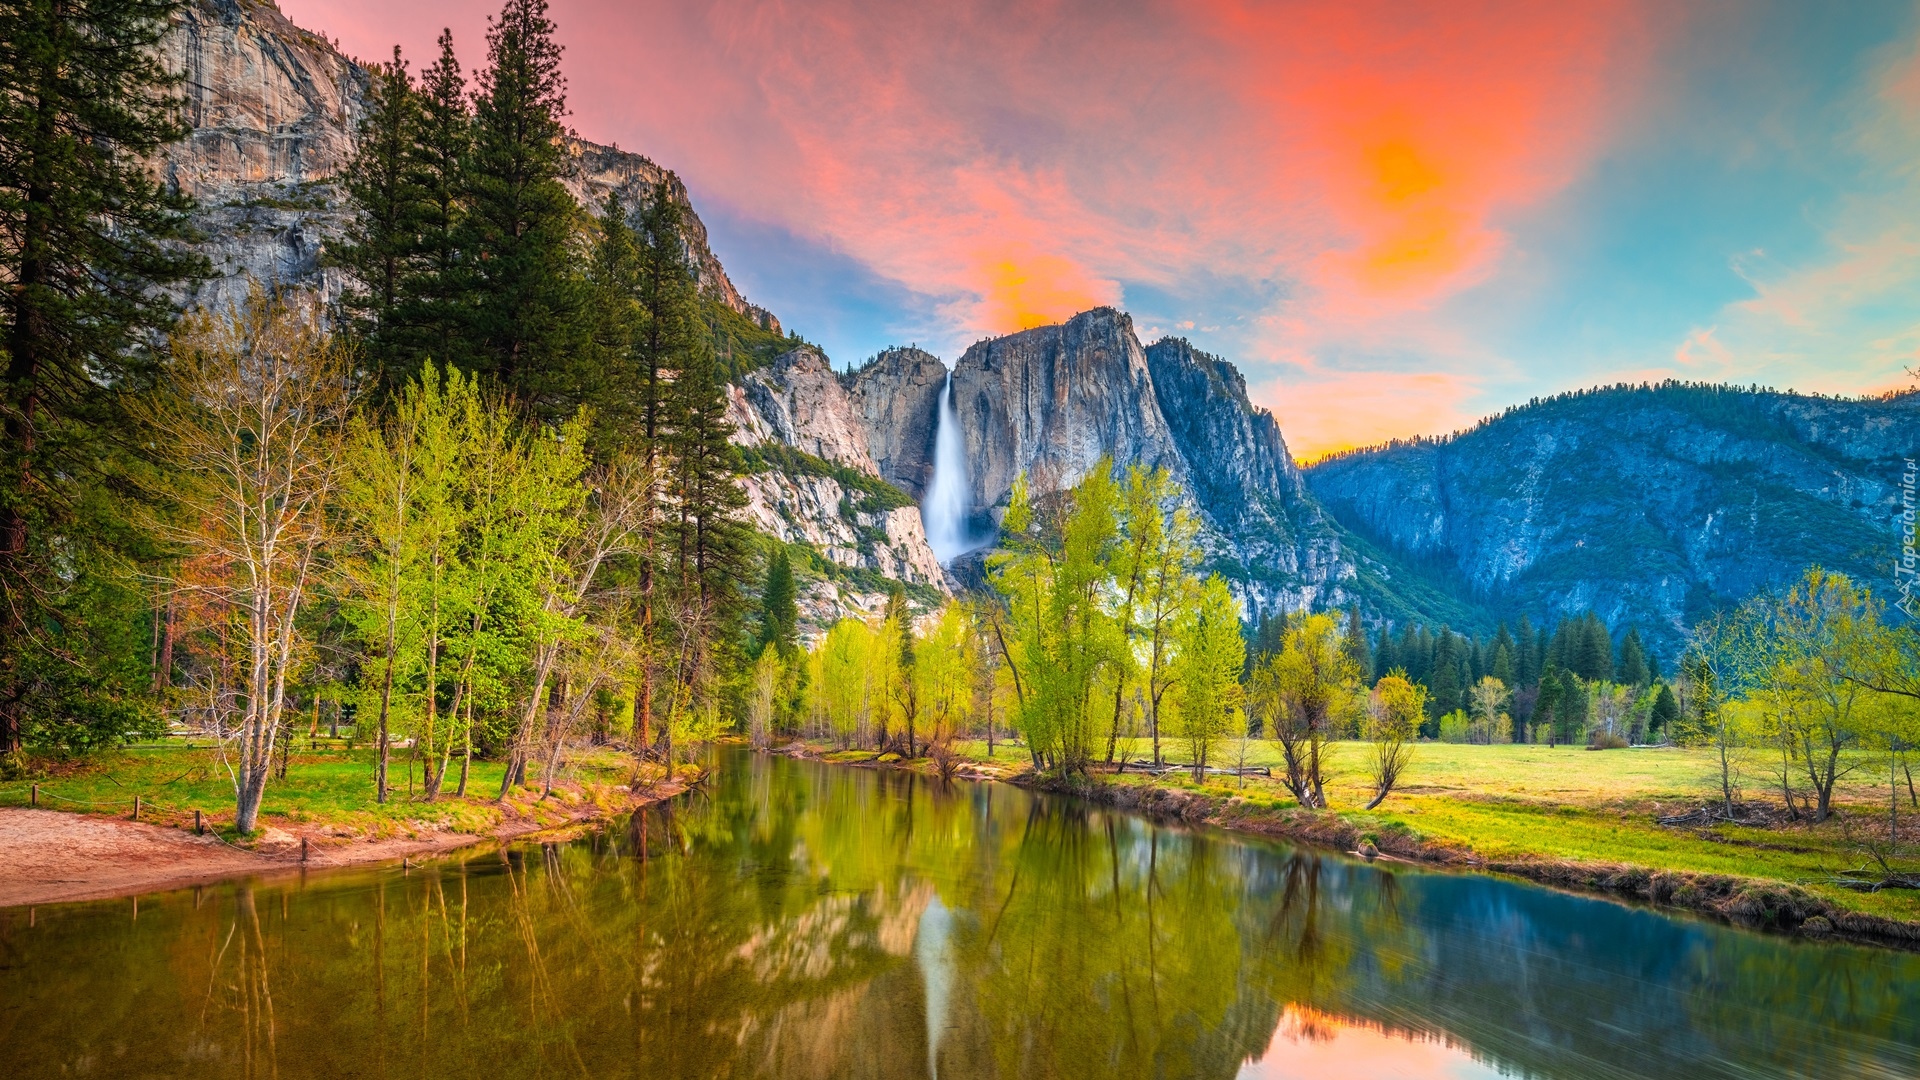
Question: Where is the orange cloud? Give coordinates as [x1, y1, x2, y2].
[976, 248, 1114, 333]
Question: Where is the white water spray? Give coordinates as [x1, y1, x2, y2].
[922, 372, 973, 565]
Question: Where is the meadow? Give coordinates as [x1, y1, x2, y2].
[943, 737, 1920, 923]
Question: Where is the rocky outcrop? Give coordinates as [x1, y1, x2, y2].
[727, 347, 952, 620]
[566, 140, 779, 333]
[734, 471, 946, 591]
[1142, 338, 1355, 612]
[738, 348, 879, 473]
[845, 348, 948, 497]
[930, 308, 1364, 617]
[161, 0, 366, 310]
[1305, 385, 1920, 653]
[952, 308, 1181, 512]
[158, 0, 774, 328]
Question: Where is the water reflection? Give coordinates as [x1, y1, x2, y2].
[1, 749, 1917, 1079]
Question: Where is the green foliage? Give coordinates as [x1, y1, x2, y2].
[1649, 683, 1679, 740]
[0, 0, 203, 752]
[755, 548, 798, 658]
[738, 441, 914, 511]
[705, 297, 799, 383]
[333, 49, 426, 386]
[458, 0, 587, 416]
[1170, 576, 1246, 776]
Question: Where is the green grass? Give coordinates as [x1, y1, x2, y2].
[0, 740, 644, 841]
[939, 737, 1920, 922]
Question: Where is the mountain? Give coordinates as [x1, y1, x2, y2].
[1304, 383, 1920, 654]
[921, 308, 1367, 616]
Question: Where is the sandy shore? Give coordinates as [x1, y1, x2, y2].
[0, 782, 689, 908]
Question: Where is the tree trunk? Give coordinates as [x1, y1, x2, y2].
[375, 606, 398, 803]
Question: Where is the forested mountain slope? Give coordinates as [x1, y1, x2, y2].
[1305, 384, 1919, 654]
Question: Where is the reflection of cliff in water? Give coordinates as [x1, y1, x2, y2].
[0, 749, 1916, 1080]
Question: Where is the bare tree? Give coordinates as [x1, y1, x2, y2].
[141, 289, 351, 833]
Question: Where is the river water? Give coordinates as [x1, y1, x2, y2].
[3, 749, 1917, 1079]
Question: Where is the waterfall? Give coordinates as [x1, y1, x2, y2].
[923, 372, 974, 565]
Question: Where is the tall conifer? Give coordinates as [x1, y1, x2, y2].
[462, 0, 582, 413]
[335, 48, 423, 386]
[409, 30, 472, 369]
[0, 0, 202, 751]
[664, 343, 750, 711]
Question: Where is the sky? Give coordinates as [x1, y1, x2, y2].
[282, 0, 1920, 460]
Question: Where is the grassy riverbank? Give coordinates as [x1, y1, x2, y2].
[792, 738, 1920, 941]
[0, 739, 690, 845]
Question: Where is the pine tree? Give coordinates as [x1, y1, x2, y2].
[1514, 616, 1537, 688]
[756, 548, 798, 658]
[461, 0, 583, 413]
[1344, 606, 1370, 680]
[408, 29, 472, 369]
[335, 48, 424, 386]
[606, 181, 704, 759]
[1536, 669, 1562, 746]
[1428, 631, 1462, 737]
[1372, 627, 1397, 682]
[0, 0, 203, 752]
[1616, 628, 1650, 686]
[1575, 614, 1612, 682]
[664, 342, 750, 714]
[1648, 682, 1679, 742]
[583, 193, 643, 442]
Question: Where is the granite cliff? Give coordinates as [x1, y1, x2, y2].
[928, 308, 1368, 616]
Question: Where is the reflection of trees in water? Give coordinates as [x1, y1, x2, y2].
[3, 751, 1920, 1079]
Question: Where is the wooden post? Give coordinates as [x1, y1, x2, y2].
[301, 836, 309, 863]
[194, 809, 203, 835]
[132, 795, 141, 819]
[30, 784, 36, 807]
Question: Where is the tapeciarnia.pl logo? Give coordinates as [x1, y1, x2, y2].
[1898, 457, 1918, 618]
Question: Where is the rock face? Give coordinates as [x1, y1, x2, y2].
[929, 308, 1362, 616]
[846, 348, 948, 497]
[1305, 385, 1920, 654]
[159, 0, 774, 330]
[1142, 338, 1353, 611]
[728, 349, 952, 606]
[161, 0, 366, 310]
[738, 348, 880, 473]
[953, 309, 1180, 512]
[565, 141, 779, 333]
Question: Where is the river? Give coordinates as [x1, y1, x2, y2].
[2, 748, 1916, 1078]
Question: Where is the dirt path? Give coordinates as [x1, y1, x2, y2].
[0, 809, 484, 907]
[0, 780, 693, 908]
